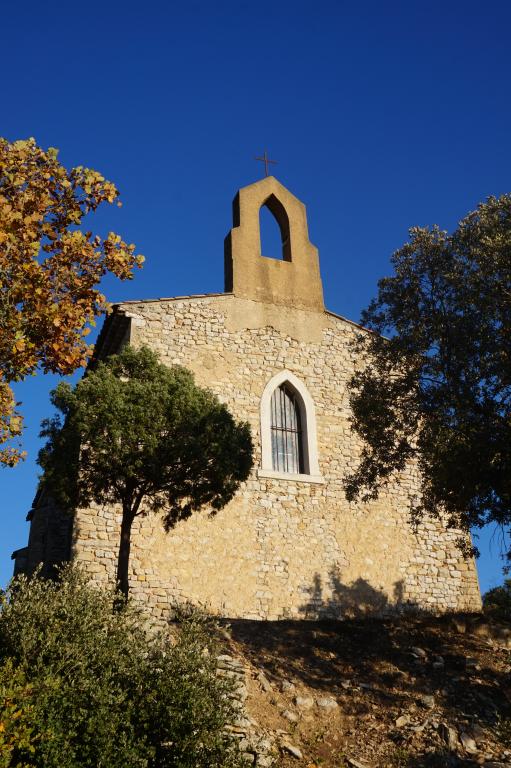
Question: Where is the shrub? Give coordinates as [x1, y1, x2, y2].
[0, 661, 38, 768]
[483, 579, 511, 621]
[497, 715, 511, 748]
[0, 567, 244, 768]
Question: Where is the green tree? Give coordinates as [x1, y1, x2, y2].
[345, 195, 511, 559]
[0, 137, 143, 466]
[0, 567, 245, 768]
[483, 579, 511, 620]
[38, 345, 253, 599]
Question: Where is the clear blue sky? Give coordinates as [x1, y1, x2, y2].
[1, 0, 510, 593]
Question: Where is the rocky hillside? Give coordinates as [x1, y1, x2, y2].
[220, 613, 511, 767]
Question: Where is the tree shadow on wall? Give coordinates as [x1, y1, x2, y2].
[299, 569, 410, 620]
[226, 569, 510, 737]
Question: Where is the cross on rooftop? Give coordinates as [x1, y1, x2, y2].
[254, 150, 277, 177]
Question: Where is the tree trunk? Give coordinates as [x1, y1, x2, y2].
[116, 504, 135, 604]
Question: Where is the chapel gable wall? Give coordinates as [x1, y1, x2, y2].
[71, 294, 482, 620]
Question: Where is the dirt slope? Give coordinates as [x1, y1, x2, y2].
[222, 614, 511, 767]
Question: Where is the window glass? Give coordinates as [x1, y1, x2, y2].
[270, 384, 304, 474]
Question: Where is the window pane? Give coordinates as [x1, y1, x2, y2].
[270, 384, 303, 474]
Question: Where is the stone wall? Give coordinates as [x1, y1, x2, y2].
[25, 494, 73, 577]
[70, 293, 481, 619]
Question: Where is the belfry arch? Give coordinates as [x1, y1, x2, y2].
[259, 194, 291, 262]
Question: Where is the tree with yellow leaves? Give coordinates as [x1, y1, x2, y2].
[0, 137, 143, 466]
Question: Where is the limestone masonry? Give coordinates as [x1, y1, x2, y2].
[16, 176, 481, 618]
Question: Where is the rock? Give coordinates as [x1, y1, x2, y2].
[316, 696, 339, 710]
[450, 617, 467, 634]
[472, 723, 486, 741]
[226, 725, 247, 735]
[340, 680, 351, 690]
[469, 620, 491, 638]
[294, 695, 314, 710]
[465, 657, 478, 670]
[419, 694, 435, 709]
[347, 758, 372, 768]
[256, 738, 273, 753]
[411, 646, 427, 658]
[234, 684, 248, 701]
[217, 654, 245, 672]
[395, 715, 410, 728]
[217, 654, 274, 768]
[233, 715, 252, 729]
[439, 722, 459, 751]
[282, 709, 299, 723]
[460, 731, 478, 754]
[281, 743, 303, 759]
[280, 680, 296, 693]
[257, 671, 272, 692]
[240, 732, 276, 767]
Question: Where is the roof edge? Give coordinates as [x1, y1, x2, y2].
[112, 291, 232, 306]
[109, 292, 368, 329]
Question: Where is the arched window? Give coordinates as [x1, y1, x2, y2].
[259, 370, 323, 483]
[270, 384, 304, 474]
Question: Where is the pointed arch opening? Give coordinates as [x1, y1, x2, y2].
[270, 383, 304, 474]
[259, 194, 291, 262]
[258, 370, 323, 483]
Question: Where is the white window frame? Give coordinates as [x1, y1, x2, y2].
[258, 370, 324, 484]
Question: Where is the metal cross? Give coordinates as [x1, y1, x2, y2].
[254, 150, 277, 177]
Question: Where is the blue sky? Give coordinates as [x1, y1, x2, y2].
[1, 0, 510, 592]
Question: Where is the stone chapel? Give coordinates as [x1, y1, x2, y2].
[14, 176, 482, 619]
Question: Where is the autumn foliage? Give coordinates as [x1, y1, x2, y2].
[0, 137, 143, 466]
